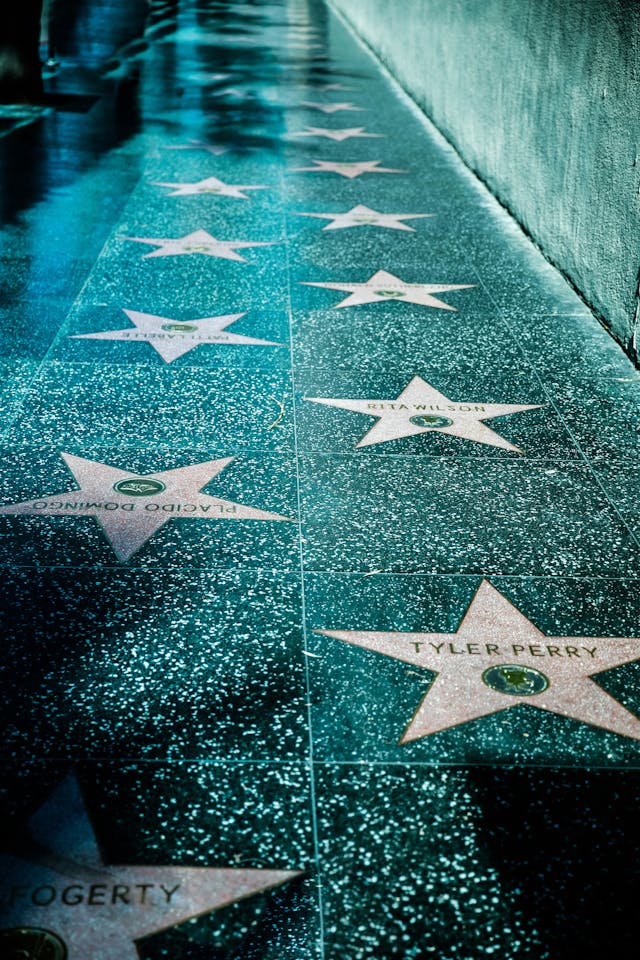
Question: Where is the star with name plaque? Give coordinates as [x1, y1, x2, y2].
[306, 375, 541, 452]
[291, 160, 406, 179]
[0, 775, 301, 959]
[151, 176, 269, 199]
[71, 310, 280, 363]
[290, 127, 383, 141]
[0, 454, 291, 562]
[316, 580, 640, 743]
[296, 204, 432, 232]
[121, 229, 274, 262]
[301, 101, 364, 113]
[301, 269, 474, 310]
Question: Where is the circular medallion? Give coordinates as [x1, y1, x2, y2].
[113, 478, 166, 497]
[161, 322, 198, 333]
[409, 414, 453, 429]
[0, 928, 67, 960]
[374, 289, 405, 298]
[482, 664, 549, 697]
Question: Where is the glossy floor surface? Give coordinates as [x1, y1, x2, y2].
[1, 1, 640, 957]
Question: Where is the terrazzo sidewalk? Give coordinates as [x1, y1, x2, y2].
[1, 0, 639, 957]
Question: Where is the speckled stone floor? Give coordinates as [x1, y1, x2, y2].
[1, 1, 640, 958]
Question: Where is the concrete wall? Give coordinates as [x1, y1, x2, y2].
[329, 0, 640, 359]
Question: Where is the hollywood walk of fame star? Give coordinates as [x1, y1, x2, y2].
[290, 126, 383, 141]
[300, 269, 475, 310]
[316, 580, 640, 743]
[165, 140, 229, 156]
[313, 83, 354, 92]
[70, 310, 281, 364]
[296, 204, 432, 232]
[288, 40, 324, 49]
[181, 70, 232, 86]
[0, 774, 301, 960]
[121, 229, 275, 262]
[0, 454, 291, 562]
[291, 160, 406, 179]
[212, 86, 256, 101]
[305, 375, 542, 452]
[151, 176, 269, 199]
[301, 100, 365, 113]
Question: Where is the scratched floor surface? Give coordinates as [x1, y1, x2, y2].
[1, 0, 639, 957]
